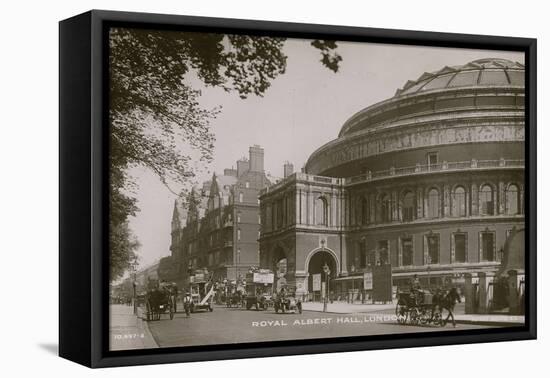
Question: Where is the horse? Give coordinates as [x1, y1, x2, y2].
[432, 287, 461, 327]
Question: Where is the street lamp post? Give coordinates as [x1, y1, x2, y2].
[350, 265, 355, 304]
[323, 263, 331, 312]
[130, 258, 138, 315]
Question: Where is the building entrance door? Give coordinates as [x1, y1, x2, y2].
[307, 250, 337, 302]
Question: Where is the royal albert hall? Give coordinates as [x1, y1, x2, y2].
[259, 58, 525, 300]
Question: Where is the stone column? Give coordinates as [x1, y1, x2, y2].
[498, 181, 506, 215]
[331, 191, 337, 228]
[471, 183, 479, 216]
[295, 189, 301, 225]
[443, 184, 451, 217]
[375, 192, 381, 223]
[392, 190, 399, 221]
[477, 272, 495, 314]
[507, 270, 525, 315]
[307, 189, 314, 225]
[466, 186, 471, 217]
[416, 187, 423, 219]
[350, 195, 356, 226]
[464, 273, 479, 314]
[369, 192, 376, 224]
[340, 234, 348, 277]
[519, 184, 525, 215]
[423, 187, 429, 218]
[343, 192, 349, 227]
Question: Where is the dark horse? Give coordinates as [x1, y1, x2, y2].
[432, 287, 461, 327]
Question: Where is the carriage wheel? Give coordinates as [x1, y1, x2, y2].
[419, 308, 430, 325]
[409, 308, 419, 325]
[395, 304, 408, 324]
[432, 311, 442, 326]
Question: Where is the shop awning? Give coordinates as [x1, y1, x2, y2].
[332, 275, 364, 282]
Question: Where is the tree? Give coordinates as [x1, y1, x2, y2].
[109, 27, 342, 281]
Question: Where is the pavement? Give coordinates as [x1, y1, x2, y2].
[109, 304, 159, 351]
[301, 301, 525, 326]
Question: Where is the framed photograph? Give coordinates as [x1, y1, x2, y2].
[59, 10, 536, 368]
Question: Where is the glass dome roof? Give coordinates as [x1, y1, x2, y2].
[394, 58, 524, 97]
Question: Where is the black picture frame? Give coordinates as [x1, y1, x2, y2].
[59, 9, 536, 368]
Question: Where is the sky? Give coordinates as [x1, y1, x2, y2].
[125, 35, 524, 270]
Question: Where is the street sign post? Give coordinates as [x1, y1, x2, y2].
[363, 272, 373, 290]
[322, 263, 331, 312]
[312, 273, 321, 291]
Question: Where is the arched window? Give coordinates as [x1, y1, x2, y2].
[276, 199, 284, 228]
[315, 196, 328, 226]
[452, 186, 466, 217]
[381, 194, 392, 223]
[506, 184, 520, 215]
[480, 185, 494, 215]
[361, 196, 369, 225]
[402, 191, 416, 222]
[427, 188, 440, 218]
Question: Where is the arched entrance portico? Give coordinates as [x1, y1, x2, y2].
[305, 248, 338, 301]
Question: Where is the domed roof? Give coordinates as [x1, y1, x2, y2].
[394, 58, 524, 97]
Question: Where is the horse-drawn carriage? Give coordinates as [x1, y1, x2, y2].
[225, 290, 244, 308]
[144, 286, 175, 321]
[395, 287, 461, 326]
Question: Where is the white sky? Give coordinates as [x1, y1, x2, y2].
[126, 36, 524, 270]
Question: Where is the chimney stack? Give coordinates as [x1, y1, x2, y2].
[236, 158, 249, 177]
[249, 145, 264, 172]
[283, 161, 294, 178]
[224, 168, 237, 177]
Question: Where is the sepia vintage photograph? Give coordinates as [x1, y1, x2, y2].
[107, 27, 526, 351]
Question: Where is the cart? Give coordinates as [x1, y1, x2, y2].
[395, 288, 442, 326]
[144, 287, 175, 321]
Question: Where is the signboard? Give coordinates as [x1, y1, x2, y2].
[363, 272, 373, 290]
[253, 272, 274, 284]
[321, 282, 326, 298]
[312, 273, 321, 291]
